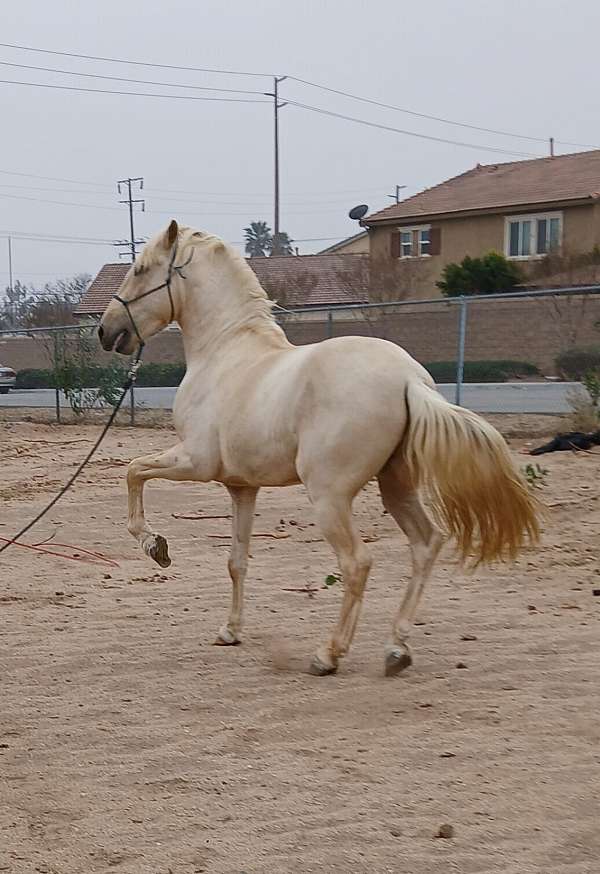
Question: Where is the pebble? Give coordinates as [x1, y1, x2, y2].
[456, 662, 468, 669]
[436, 824, 455, 839]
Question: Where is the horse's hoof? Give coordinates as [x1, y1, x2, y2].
[309, 654, 338, 677]
[385, 645, 413, 677]
[148, 534, 171, 568]
[214, 628, 241, 646]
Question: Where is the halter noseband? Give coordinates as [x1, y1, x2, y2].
[112, 242, 193, 347]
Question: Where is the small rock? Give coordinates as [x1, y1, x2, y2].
[593, 589, 600, 597]
[435, 823, 455, 839]
[103, 573, 112, 580]
[439, 752, 456, 758]
[460, 633, 478, 641]
[456, 662, 468, 669]
[390, 828, 402, 837]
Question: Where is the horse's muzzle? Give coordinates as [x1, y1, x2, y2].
[98, 324, 133, 354]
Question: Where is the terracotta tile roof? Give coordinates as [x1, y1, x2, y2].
[364, 149, 600, 225]
[75, 254, 368, 315]
[75, 262, 130, 315]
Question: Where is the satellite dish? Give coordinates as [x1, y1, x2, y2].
[348, 203, 369, 221]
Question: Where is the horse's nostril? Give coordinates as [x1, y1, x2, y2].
[98, 325, 104, 340]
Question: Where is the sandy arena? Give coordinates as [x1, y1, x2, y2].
[1, 417, 599, 874]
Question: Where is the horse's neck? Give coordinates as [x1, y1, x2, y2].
[177, 259, 288, 367]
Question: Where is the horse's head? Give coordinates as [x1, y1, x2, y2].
[98, 220, 181, 355]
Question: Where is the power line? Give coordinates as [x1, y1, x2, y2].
[0, 187, 379, 217]
[0, 234, 114, 247]
[0, 169, 389, 198]
[0, 168, 113, 188]
[286, 101, 539, 158]
[287, 76, 600, 150]
[0, 60, 264, 95]
[0, 41, 275, 78]
[0, 190, 123, 210]
[0, 181, 386, 208]
[0, 78, 269, 103]
[2, 41, 597, 151]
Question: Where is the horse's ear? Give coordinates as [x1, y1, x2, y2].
[164, 220, 179, 249]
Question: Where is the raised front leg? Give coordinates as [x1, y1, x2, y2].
[215, 486, 258, 646]
[127, 443, 196, 566]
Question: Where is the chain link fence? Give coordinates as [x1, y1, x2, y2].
[1, 286, 600, 422]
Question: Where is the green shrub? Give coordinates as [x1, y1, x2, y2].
[134, 363, 186, 387]
[437, 251, 523, 297]
[16, 368, 56, 389]
[425, 360, 539, 383]
[16, 361, 186, 390]
[555, 346, 600, 380]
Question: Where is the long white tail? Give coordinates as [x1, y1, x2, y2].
[403, 380, 539, 565]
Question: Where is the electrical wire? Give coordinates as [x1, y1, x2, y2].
[0, 41, 276, 78]
[0, 78, 269, 103]
[286, 100, 539, 158]
[287, 75, 600, 150]
[0, 60, 264, 95]
[1, 41, 597, 150]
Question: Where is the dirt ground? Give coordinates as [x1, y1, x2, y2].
[1, 416, 599, 874]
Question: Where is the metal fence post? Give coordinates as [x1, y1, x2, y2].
[327, 310, 333, 339]
[53, 330, 61, 424]
[455, 297, 468, 406]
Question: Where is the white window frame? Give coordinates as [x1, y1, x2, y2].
[397, 224, 432, 258]
[504, 211, 563, 260]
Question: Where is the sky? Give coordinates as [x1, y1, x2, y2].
[1, 0, 600, 291]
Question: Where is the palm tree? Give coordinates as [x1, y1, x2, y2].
[244, 221, 272, 258]
[267, 231, 294, 256]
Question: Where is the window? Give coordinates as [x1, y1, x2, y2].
[400, 230, 413, 257]
[505, 212, 562, 258]
[397, 225, 432, 258]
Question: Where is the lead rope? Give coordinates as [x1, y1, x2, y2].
[0, 344, 144, 557]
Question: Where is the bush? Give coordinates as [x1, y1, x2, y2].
[134, 363, 186, 387]
[16, 362, 186, 390]
[16, 368, 57, 389]
[425, 360, 540, 383]
[555, 346, 600, 380]
[437, 251, 523, 297]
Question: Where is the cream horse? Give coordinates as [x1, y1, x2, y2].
[99, 221, 539, 677]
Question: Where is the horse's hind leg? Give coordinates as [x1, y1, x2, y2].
[306, 490, 372, 676]
[378, 461, 444, 677]
[127, 443, 196, 567]
[215, 486, 258, 646]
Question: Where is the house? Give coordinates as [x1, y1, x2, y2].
[75, 253, 369, 318]
[318, 230, 369, 255]
[362, 149, 600, 299]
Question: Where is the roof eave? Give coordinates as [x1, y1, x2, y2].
[361, 195, 597, 227]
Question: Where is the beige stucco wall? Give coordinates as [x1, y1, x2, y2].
[368, 202, 600, 300]
[322, 233, 369, 254]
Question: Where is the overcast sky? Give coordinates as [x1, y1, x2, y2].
[2, 0, 599, 290]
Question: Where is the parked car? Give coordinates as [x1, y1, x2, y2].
[0, 364, 16, 394]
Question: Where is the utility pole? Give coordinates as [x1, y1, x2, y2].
[115, 177, 145, 427]
[549, 137, 555, 157]
[387, 184, 407, 204]
[265, 76, 287, 249]
[7, 235, 13, 294]
[7, 236, 14, 328]
[116, 177, 145, 262]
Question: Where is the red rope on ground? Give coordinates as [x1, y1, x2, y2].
[0, 536, 119, 567]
